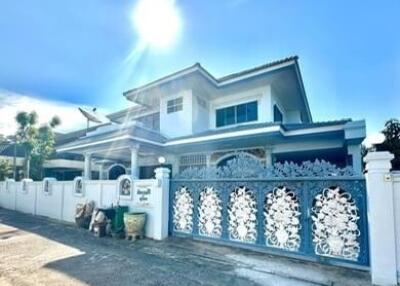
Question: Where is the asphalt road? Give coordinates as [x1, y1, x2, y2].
[0, 208, 371, 286]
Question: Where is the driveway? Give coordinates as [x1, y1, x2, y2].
[0, 208, 371, 286]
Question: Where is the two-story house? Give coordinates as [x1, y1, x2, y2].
[56, 56, 366, 180]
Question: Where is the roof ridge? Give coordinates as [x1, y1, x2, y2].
[123, 56, 298, 96]
[217, 56, 298, 82]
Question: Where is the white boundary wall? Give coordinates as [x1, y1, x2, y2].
[0, 168, 170, 240]
[365, 152, 400, 286]
[393, 172, 400, 281]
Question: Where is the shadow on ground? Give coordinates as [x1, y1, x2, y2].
[0, 208, 371, 286]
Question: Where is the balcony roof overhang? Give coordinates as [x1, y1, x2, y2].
[56, 120, 365, 159]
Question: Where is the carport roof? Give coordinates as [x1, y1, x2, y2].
[56, 123, 167, 153]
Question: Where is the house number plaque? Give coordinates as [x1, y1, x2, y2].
[136, 187, 151, 205]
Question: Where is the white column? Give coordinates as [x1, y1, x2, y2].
[154, 167, 170, 240]
[348, 144, 362, 174]
[83, 153, 92, 180]
[130, 146, 139, 179]
[265, 147, 273, 167]
[98, 164, 104, 180]
[364, 151, 397, 286]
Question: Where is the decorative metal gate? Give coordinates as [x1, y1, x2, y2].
[169, 156, 369, 268]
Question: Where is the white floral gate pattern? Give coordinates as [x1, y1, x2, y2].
[228, 186, 257, 243]
[173, 186, 194, 233]
[264, 186, 301, 251]
[198, 187, 222, 237]
[311, 187, 360, 260]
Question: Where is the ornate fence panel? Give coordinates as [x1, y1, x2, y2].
[169, 156, 369, 268]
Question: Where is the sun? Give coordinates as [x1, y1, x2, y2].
[132, 0, 182, 50]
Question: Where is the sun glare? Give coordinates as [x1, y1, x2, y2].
[132, 0, 182, 50]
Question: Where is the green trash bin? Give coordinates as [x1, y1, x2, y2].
[111, 205, 129, 238]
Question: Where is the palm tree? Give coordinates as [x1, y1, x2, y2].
[15, 111, 61, 179]
[15, 111, 38, 178]
[31, 118, 61, 179]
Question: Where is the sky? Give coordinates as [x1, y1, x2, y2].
[0, 0, 399, 135]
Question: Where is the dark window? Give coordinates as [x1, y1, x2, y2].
[216, 101, 258, 127]
[247, 101, 258, 121]
[236, 103, 247, 123]
[108, 165, 126, 180]
[273, 105, 283, 122]
[216, 106, 235, 127]
[139, 164, 172, 179]
[167, 97, 183, 114]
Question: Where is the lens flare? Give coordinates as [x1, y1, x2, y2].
[132, 0, 182, 50]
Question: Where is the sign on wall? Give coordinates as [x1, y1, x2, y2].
[134, 182, 154, 207]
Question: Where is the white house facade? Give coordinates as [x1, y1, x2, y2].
[56, 56, 366, 180]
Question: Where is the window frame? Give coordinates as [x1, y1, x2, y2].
[167, 97, 183, 114]
[215, 100, 258, 128]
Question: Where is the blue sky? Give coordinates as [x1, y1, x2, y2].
[0, 0, 398, 134]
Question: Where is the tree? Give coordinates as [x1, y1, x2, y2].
[15, 111, 38, 178]
[377, 119, 400, 170]
[0, 158, 11, 180]
[30, 123, 60, 180]
[15, 111, 61, 179]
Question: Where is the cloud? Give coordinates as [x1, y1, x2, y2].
[0, 90, 105, 136]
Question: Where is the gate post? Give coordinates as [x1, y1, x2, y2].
[154, 167, 170, 240]
[364, 151, 397, 285]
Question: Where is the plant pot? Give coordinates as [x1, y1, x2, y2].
[123, 212, 146, 240]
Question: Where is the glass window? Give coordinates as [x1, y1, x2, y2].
[216, 101, 258, 127]
[167, 97, 183, 114]
[225, 106, 235, 126]
[273, 105, 283, 122]
[236, 103, 247, 123]
[246, 101, 258, 121]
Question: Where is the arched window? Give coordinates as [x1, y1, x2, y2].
[217, 155, 236, 168]
[108, 164, 126, 180]
[216, 152, 260, 168]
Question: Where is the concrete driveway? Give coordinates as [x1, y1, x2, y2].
[0, 208, 371, 286]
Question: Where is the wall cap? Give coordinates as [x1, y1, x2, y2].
[364, 151, 394, 162]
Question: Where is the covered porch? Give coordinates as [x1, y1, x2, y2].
[56, 123, 169, 180]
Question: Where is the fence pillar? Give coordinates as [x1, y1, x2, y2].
[364, 151, 397, 285]
[153, 167, 170, 240]
[83, 153, 92, 180]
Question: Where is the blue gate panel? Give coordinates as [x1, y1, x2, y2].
[169, 178, 369, 268]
